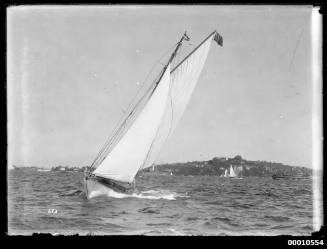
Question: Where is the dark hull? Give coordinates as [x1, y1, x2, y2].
[272, 175, 311, 180]
[84, 174, 134, 199]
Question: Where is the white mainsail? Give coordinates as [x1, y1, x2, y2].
[93, 65, 171, 183]
[141, 33, 215, 170]
[224, 169, 228, 177]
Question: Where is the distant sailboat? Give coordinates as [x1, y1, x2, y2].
[84, 31, 223, 198]
[229, 165, 237, 178]
[230, 165, 244, 179]
[37, 168, 51, 172]
[221, 165, 243, 179]
[234, 165, 244, 179]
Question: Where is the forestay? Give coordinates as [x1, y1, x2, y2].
[93, 65, 171, 183]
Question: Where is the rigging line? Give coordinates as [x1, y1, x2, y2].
[174, 43, 192, 67]
[118, 41, 178, 127]
[137, 40, 187, 171]
[122, 41, 180, 113]
[91, 61, 167, 170]
[89, 43, 179, 170]
[103, 57, 172, 163]
[93, 87, 155, 169]
[91, 79, 156, 168]
[95, 68, 163, 161]
[171, 31, 216, 73]
[135, 38, 187, 172]
[140, 38, 194, 169]
[92, 35, 186, 171]
[90, 83, 155, 170]
[121, 42, 179, 118]
[94, 70, 163, 171]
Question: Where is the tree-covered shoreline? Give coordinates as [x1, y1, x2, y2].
[145, 155, 312, 177]
[11, 155, 312, 177]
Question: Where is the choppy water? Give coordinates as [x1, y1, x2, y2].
[8, 170, 314, 235]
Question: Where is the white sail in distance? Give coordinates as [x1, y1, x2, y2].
[229, 165, 237, 177]
[233, 166, 243, 177]
[141, 33, 215, 170]
[93, 65, 171, 183]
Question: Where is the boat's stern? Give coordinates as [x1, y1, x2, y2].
[83, 170, 97, 199]
[84, 174, 105, 199]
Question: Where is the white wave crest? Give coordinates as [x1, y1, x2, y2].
[88, 188, 188, 200]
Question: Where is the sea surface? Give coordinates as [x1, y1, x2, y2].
[8, 170, 315, 235]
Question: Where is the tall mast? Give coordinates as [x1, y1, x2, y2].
[168, 32, 190, 65]
[135, 32, 190, 174]
[88, 32, 189, 173]
[153, 32, 190, 89]
[171, 31, 218, 73]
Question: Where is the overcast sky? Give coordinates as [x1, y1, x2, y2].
[7, 5, 317, 168]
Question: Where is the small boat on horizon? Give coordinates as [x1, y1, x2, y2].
[220, 165, 243, 179]
[272, 172, 311, 180]
[37, 169, 51, 172]
[11, 165, 38, 171]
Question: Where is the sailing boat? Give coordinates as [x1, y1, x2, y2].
[232, 165, 244, 179]
[84, 30, 223, 198]
[229, 165, 237, 178]
[223, 169, 228, 177]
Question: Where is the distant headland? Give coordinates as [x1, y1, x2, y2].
[148, 155, 312, 177]
[10, 155, 312, 177]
